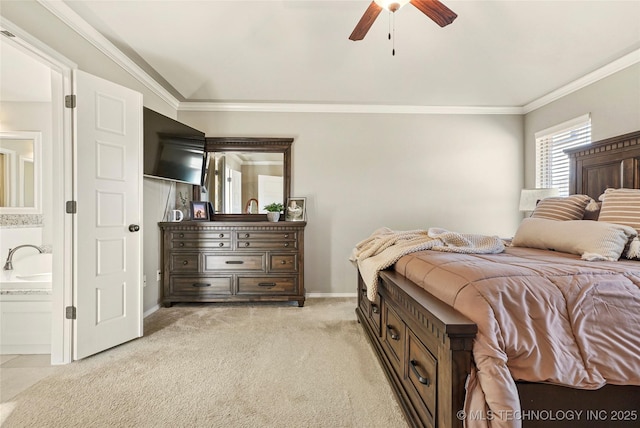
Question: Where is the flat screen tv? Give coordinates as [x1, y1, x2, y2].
[143, 107, 206, 185]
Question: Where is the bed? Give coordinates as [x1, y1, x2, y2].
[354, 130, 640, 428]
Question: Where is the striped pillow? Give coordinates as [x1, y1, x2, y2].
[598, 188, 640, 234]
[531, 194, 591, 221]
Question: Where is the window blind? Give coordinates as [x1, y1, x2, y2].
[535, 115, 591, 196]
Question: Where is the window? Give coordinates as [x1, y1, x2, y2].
[535, 114, 591, 196]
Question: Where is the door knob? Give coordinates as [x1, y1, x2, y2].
[128, 224, 140, 232]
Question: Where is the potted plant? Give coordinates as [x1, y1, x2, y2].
[264, 202, 284, 222]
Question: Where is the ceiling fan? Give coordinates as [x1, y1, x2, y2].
[349, 0, 458, 41]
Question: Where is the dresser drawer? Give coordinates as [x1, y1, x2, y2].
[235, 231, 297, 241]
[269, 254, 297, 272]
[171, 231, 230, 240]
[406, 330, 437, 419]
[171, 239, 230, 250]
[236, 240, 297, 250]
[169, 276, 232, 295]
[170, 254, 199, 272]
[383, 303, 405, 375]
[203, 254, 265, 271]
[237, 277, 297, 294]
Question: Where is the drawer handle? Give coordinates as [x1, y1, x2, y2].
[179, 242, 185, 247]
[259, 282, 276, 287]
[192, 283, 211, 288]
[244, 233, 250, 238]
[361, 287, 367, 293]
[179, 233, 184, 238]
[219, 234, 224, 238]
[182, 260, 189, 265]
[284, 234, 289, 238]
[284, 243, 289, 247]
[280, 260, 287, 265]
[386, 325, 400, 341]
[410, 360, 431, 386]
[218, 243, 224, 247]
[371, 304, 379, 314]
[225, 261, 244, 265]
[244, 242, 250, 247]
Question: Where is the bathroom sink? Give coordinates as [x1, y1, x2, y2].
[12, 253, 52, 276]
[16, 272, 53, 282]
[1, 253, 53, 287]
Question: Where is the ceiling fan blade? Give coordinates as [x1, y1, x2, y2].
[410, 0, 457, 27]
[349, 1, 383, 41]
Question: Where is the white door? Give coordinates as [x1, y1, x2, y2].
[229, 168, 242, 213]
[258, 175, 283, 213]
[74, 70, 143, 360]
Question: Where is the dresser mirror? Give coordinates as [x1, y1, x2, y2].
[0, 131, 42, 214]
[202, 137, 292, 220]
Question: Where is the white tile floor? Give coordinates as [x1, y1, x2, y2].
[0, 354, 57, 402]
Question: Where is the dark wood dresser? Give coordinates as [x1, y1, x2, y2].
[159, 221, 306, 307]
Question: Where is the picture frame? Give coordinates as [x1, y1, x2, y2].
[190, 201, 210, 221]
[285, 197, 306, 222]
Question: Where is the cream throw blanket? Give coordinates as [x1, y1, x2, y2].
[350, 227, 505, 301]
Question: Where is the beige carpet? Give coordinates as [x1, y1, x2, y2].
[1, 298, 407, 427]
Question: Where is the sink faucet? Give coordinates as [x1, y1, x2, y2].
[3, 244, 45, 270]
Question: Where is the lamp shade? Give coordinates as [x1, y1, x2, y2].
[519, 188, 559, 212]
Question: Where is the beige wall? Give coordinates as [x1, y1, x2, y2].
[180, 111, 524, 294]
[523, 64, 640, 188]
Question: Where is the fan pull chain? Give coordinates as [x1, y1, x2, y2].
[392, 12, 396, 56]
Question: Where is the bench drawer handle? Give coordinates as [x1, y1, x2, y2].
[371, 304, 379, 314]
[259, 282, 276, 287]
[225, 261, 244, 264]
[410, 359, 431, 386]
[192, 283, 211, 288]
[386, 325, 400, 341]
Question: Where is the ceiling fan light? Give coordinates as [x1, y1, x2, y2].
[374, 0, 410, 12]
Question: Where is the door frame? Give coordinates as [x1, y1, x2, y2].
[1, 17, 76, 364]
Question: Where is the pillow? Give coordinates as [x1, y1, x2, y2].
[530, 194, 591, 221]
[598, 188, 640, 233]
[598, 188, 640, 258]
[512, 217, 637, 261]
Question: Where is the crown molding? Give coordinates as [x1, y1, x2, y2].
[522, 48, 640, 114]
[178, 102, 524, 115]
[38, 0, 180, 110]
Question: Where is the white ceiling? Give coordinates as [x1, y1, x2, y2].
[57, 1, 640, 108]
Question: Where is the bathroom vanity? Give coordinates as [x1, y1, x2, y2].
[159, 221, 306, 307]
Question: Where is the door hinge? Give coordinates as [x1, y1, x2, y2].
[65, 306, 77, 320]
[66, 200, 77, 214]
[65, 95, 76, 108]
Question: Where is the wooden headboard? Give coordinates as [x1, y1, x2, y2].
[566, 130, 640, 199]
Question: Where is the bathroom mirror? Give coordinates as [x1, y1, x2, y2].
[0, 131, 42, 214]
[203, 137, 292, 221]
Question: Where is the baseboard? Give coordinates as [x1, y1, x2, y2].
[306, 293, 357, 298]
[143, 304, 161, 318]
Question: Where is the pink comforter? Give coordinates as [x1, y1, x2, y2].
[394, 247, 640, 428]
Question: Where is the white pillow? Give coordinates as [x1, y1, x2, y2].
[512, 218, 637, 261]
